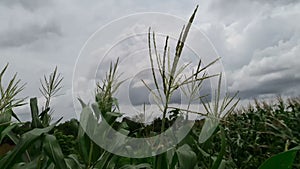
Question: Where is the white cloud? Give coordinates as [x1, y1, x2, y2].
[1, 0, 300, 121]
[198, 0, 300, 70]
[228, 36, 300, 98]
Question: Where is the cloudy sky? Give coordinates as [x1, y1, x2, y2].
[1, 0, 300, 121]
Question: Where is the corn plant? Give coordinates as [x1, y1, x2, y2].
[39, 66, 63, 126]
[0, 64, 25, 158]
[144, 5, 220, 133]
[0, 66, 68, 169]
[224, 97, 300, 168]
[0, 64, 25, 121]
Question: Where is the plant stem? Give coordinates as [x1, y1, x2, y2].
[161, 95, 170, 133]
[212, 126, 226, 169]
[87, 140, 94, 169]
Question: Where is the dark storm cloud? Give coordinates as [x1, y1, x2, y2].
[127, 74, 212, 106]
[236, 75, 300, 99]
[0, 22, 61, 48]
[128, 85, 189, 106]
[0, 0, 52, 11]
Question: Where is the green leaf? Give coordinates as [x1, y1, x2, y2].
[0, 123, 17, 143]
[176, 144, 197, 169]
[43, 134, 68, 169]
[12, 162, 37, 169]
[0, 109, 13, 134]
[0, 109, 12, 125]
[65, 154, 83, 169]
[0, 64, 26, 114]
[106, 111, 123, 117]
[7, 130, 19, 144]
[79, 103, 98, 137]
[39, 107, 50, 127]
[30, 98, 43, 128]
[119, 163, 152, 169]
[167, 149, 178, 169]
[198, 117, 219, 143]
[258, 146, 300, 169]
[78, 104, 103, 166]
[78, 98, 87, 108]
[10, 109, 21, 123]
[77, 131, 90, 165]
[11, 155, 49, 169]
[212, 127, 226, 169]
[154, 153, 168, 169]
[0, 120, 60, 169]
[93, 151, 114, 169]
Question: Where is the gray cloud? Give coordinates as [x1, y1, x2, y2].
[249, 0, 297, 5]
[201, 0, 299, 69]
[195, 0, 300, 101]
[235, 75, 300, 99]
[1, 1, 299, 121]
[228, 35, 300, 98]
[0, 0, 52, 11]
[0, 22, 61, 48]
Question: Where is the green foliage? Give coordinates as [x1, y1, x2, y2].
[258, 146, 300, 169]
[118, 163, 152, 169]
[0, 64, 25, 113]
[199, 73, 239, 144]
[0, 64, 25, 157]
[53, 130, 77, 156]
[39, 66, 63, 126]
[0, 120, 61, 169]
[176, 144, 197, 169]
[53, 119, 79, 156]
[0, 66, 68, 169]
[55, 118, 79, 137]
[146, 5, 218, 133]
[39, 66, 63, 109]
[1, 67, 299, 169]
[0, 64, 25, 120]
[0, 109, 15, 137]
[30, 98, 44, 128]
[42, 134, 68, 169]
[224, 97, 300, 168]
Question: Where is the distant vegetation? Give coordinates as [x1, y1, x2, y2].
[0, 6, 299, 169]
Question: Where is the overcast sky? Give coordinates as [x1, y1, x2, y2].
[1, 0, 300, 121]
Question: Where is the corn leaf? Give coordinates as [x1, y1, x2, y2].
[30, 98, 43, 128]
[176, 144, 197, 169]
[258, 146, 300, 169]
[0, 120, 60, 169]
[43, 134, 68, 169]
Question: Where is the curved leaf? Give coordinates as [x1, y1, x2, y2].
[119, 163, 152, 169]
[176, 144, 197, 169]
[0, 120, 60, 169]
[0, 123, 17, 143]
[258, 146, 300, 169]
[43, 134, 68, 169]
[198, 117, 219, 143]
[65, 154, 83, 169]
